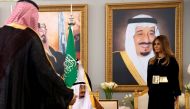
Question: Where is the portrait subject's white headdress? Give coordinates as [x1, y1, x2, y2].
[125, 14, 160, 84]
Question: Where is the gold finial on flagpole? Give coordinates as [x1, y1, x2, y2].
[68, 3, 75, 26]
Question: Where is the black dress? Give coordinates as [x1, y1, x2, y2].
[0, 25, 73, 109]
[147, 57, 181, 109]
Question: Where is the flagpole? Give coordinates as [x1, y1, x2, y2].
[64, 3, 77, 88]
[10, 4, 13, 13]
[68, 3, 75, 26]
[70, 3, 72, 16]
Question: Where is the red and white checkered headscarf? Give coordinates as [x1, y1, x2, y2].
[5, 1, 39, 32]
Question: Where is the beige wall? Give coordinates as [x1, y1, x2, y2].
[0, 0, 190, 105]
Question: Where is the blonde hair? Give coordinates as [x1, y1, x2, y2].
[149, 35, 174, 65]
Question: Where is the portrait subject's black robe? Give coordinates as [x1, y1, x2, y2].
[147, 56, 181, 109]
[0, 25, 73, 109]
[113, 52, 139, 85]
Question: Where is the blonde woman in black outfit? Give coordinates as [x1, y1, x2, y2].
[147, 35, 181, 109]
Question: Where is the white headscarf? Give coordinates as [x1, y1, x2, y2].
[71, 61, 93, 109]
[125, 14, 160, 84]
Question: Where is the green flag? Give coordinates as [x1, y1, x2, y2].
[64, 26, 77, 88]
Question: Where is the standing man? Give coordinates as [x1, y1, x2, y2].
[113, 14, 160, 85]
[0, 0, 76, 109]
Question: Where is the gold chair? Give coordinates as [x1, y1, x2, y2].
[133, 89, 149, 109]
[185, 91, 190, 109]
[90, 91, 100, 100]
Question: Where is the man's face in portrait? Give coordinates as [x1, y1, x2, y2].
[38, 24, 47, 44]
[134, 26, 156, 57]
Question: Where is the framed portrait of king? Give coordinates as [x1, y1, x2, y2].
[38, 4, 88, 73]
[105, 1, 183, 91]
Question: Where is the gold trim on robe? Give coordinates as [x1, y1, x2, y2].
[120, 51, 146, 85]
[8, 23, 27, 30]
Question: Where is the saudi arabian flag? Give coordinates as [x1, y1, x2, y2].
[64, 26, 77, 88]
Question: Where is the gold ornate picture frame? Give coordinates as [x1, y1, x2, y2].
[105, 1, 183, 91]
[39, 4, 88, 72]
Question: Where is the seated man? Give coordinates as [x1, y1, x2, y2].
[71, 60, 93, 109]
